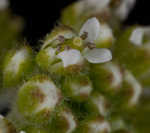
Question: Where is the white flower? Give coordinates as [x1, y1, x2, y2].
[0, 0, 8, 10]
[57, 49, 84, 67]
[80, 18, 112, 64]
[57, 18, 112, 67]
[115, 0, 136, 20]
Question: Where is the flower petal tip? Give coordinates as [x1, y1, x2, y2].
[84, 48, 112, 64]
[79, 17, 101, 43]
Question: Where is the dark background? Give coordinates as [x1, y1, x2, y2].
[9, 0, 150, 46]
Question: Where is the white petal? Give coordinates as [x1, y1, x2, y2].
[0, 0, 8, 10]
[83, 48, 112, 63]
[97, 24, 114, 42]
[57, 49, 83, 67]
[79, 17, 101, 43]
[130, 27, 144, 46]
[115, 0, 136, 20]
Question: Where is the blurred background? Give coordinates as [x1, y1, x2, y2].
[9, 0, 150, 46]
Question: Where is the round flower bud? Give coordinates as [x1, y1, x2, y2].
[91, 62, 123, 95]
[79, 117, 111, 133]
[86, 93, 111, 117]
[119, 70, 142, 108]
[62, 75, 93, 101]
[17, 75, 62, 124]
[0, 115, 16, 133]
[42, 26, 76, 50]
[2, 46, 34, 88]
[51, 108, 77, 133]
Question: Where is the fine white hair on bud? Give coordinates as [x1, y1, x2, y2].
[115, 0, 136, 20]
[17, 76, 62, 119]
[57, 49, 84, 67]
[130, 27, 144, 46]
[83, 48, 112, 64]
[0, 0, 8, 10]
[79, 17, 101, 43]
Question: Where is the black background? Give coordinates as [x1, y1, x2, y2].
[9, 0, 150, 46]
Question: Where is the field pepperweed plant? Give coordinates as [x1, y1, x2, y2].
[0, 0, 150, 133]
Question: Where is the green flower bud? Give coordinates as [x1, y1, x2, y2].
[0, 115, 16, 133]
[78, 117, 111, 133]
[2, 46, 34, 88]
[91, 62, 123, 95]
[42, 26, 76, 50]
[110, 116, 128, 132]
[85, 93, 111, 117]
[119, 70, 142, 108]
[51, 107, 77, 133]
[17, 75, 62, 124]
[62, 75, 93, 101]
